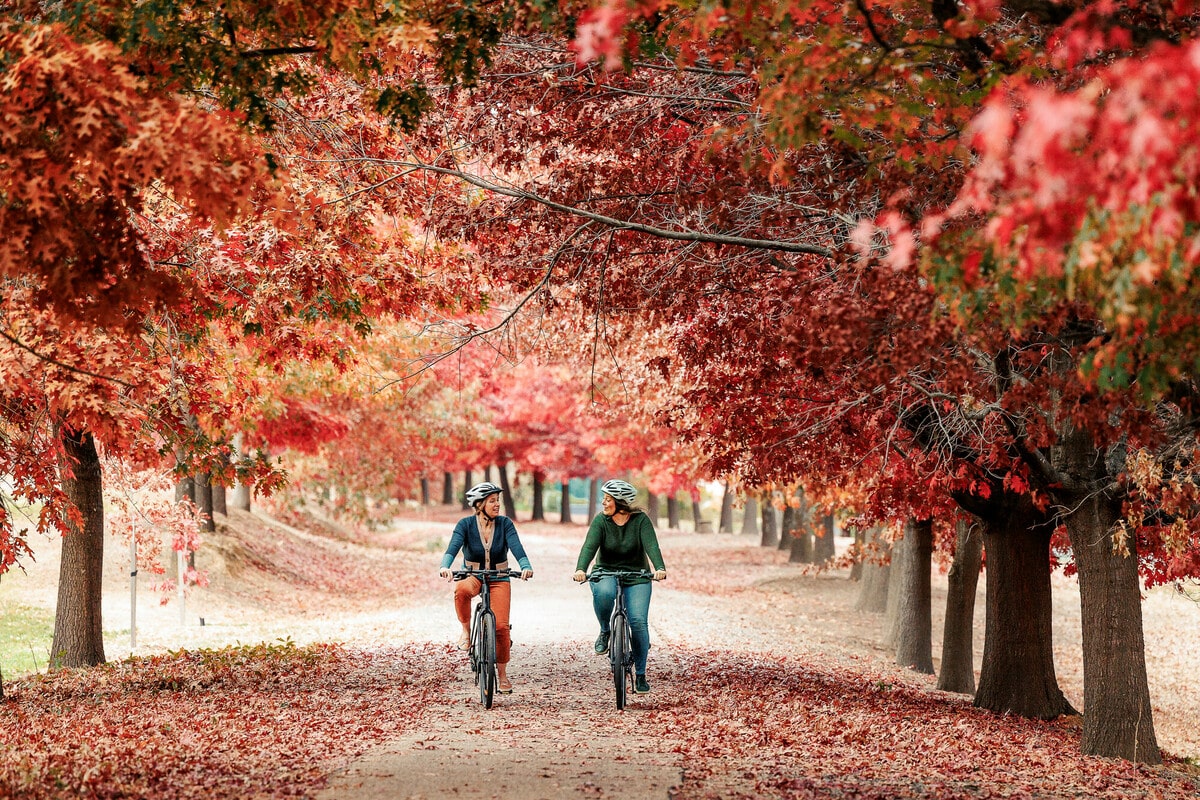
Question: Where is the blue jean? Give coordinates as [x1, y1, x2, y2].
[591, 577, 653, 675]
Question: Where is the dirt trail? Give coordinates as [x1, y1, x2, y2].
[318, 529, 688, 799]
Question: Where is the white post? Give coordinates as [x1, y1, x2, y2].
[178, 549, 186, 627]
[130, 536, 138, 650]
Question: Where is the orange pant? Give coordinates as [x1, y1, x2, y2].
[454, 578, 513, 664]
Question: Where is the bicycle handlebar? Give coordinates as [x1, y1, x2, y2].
[451, 568, 525, 580]
[584, 568, 655, 582]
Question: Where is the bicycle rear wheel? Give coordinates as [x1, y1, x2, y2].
[480, 612, 497, 708]
[610, 619, 628, 710]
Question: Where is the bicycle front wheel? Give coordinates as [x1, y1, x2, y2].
[609, 620, 628, 710]
[480, 612, 497, 708]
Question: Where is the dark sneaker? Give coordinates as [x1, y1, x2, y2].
[635, 675, 650, 694]
[594, 632, 610, 655]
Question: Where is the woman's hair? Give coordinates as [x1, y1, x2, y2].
[612, 498, 643, 515]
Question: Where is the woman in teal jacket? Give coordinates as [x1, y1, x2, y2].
[440, 481, 532, 693]
[573, 479, 666, 694]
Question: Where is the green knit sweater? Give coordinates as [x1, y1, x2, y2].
[576, 512, 665, 585]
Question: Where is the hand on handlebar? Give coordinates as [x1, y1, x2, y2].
[653, 569, 667, 582]
[439, 568, 452, 581]
[573, 570, 586, 583]
[521, 569, 533, 581]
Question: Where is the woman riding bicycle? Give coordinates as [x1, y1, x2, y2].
[573, 479, 666, 694]
[440, 481, 533, 694]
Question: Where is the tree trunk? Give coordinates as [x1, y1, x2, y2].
[442, 471, 454, 505]
[420, 477, 430, 506]
[462, 470, 473, 510]
[197, 472, 215, 533]
[785, 499, 812, 562]
[50, 426, 106, 669]
[692, 498, 709, 533]
[937, 518, 983, 694]
[855, 527, 890, 612]
[666, 496, 680, 529]
[496, 464, 517, 519]
[741, 495, 759, 536]
[484, 465, 493, 482]
[230, 433, 251, 512]
[212, 481, 227, 517]
[760, 497, 779, 547]
[814, 512, 837, 564]
[718, 481, 734, 533]
[1056, 428, 1161, 763]
[849, 526, 866, 582]
[973, 496, 1076, 719]
[175, 473, 195, 505]
[646, 491, 659, 526]
[559, 480, 573, 524]
[531, 473, 545, 521]
[891, 519, 935, 674]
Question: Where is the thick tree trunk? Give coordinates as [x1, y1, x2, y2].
[718, 482, 734, 533]
[786, 498, 812, 562]
[666, 496, 680, 530]
[760, 498, 779, 547]
[212, 481, 227, 517]
[420, 477, 430, 506]
[175, 473, 195, 505]
[559, 480, 573, 524]
[855, 527, 890, 612]
[230, 433, 251, 512]
[814, 512, 837, 564]
[483, 465, 493, 482]
[462, 470, 473, 510]
[531, 473, 545, 521]
[197, 472, 216, 533]
[645, 491, 659, 526]
[937, 518, 983, 694]
[891, 519, 935, 674]
[442, 471, 454, 505]
[51, 427, 106, 669]
[496, 465, 517, 519]
[849, 526, 866, 582]
[741, 495, 759, 536]
[974, 497, 1075, 719]
[1056, 428, 1161, 763]
[692, 498, 708, 533]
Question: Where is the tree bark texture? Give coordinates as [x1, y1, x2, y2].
[814, 512, 837, 564]
[559, 480, 573, 524]
[692, 499, 708, 533]
[1055, 427, 1161, 763]
[666, 496, 680, 530]
[420, 477, 430, 506]
[462, 470, 473, 510]
[442, 471, 454, 505]
[591, 479, 601, 521]
[849, 526, 866, 582]
[646, 491, 659, 526]
[51, 427, 106, 669]
[855, 527, 890, 612]
[718, 482, 734, 532]
[892, 519, 935, 674]
[973, 496, 1076, 719]
[937, 518, 983, 694]
[760, 497, 779, 547]
[212, 481, 227, 517]
[496, 464, 517, 519]
[197, 472, 215, 533]
[741, 495, 759, 536]
[531, 473, 545, 521]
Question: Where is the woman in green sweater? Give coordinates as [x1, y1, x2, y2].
[573, 479, 666, 694]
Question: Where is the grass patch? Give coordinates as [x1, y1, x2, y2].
[0, 601, 53, 678]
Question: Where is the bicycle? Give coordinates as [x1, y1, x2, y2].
[452, 568, 523, 708]
[585, 568, 655, 710]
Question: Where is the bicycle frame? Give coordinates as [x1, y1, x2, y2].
[453, 568, 522, 708]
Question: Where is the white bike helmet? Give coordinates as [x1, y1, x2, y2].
[465, 482, 503, 505]
[600, 479, 638, 506]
